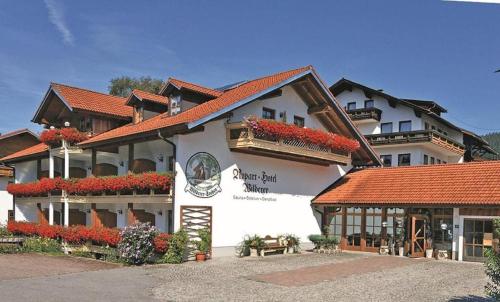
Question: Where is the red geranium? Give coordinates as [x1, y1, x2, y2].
[40, 128, 87, 146]
[153, 233, 172, 253]
[246, 117, 360, 153]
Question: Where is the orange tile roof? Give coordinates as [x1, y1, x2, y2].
[0, 143, 48, 162]
[167, 78, 223, 98]
[314, 161, 500, 205]
[130, 89, 169, 106]
[80, 66, 311, 146]
[51, 83, 133, 119]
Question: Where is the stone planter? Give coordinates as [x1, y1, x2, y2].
[399, 247, 405, 257]
[287, 246, 295, 254]
[425, 248, 433, 259]
[250, 247, 259, 257]
[379, 246, 389, 255]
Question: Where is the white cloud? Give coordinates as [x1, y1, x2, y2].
[44, 0, 74, 45]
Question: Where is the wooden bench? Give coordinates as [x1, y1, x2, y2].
[260, 235, 287, 257]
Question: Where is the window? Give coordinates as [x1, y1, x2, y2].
[365, 208, 382, 248]
[399, 120, 412, 132]
[381, 122, 393, 134]
[424, 122, 430, 130]
[432, 208, 453, 247]
[293, 116, 305, 128]
[262, 107, 275, 120]
[380, 155, 392, 167]
[386, 208, 405, 244]
[346, 207, 362, 247]
[430, 157, 435, 165]
[364, 100, 374, 108]
[326, 207, 343, 239]
[443, 161, 447, 164]
[423, 154, 429, 165]
[437, 159, 442, 164]
[347, 102, 356, 111]
[398, 154, 411, 166]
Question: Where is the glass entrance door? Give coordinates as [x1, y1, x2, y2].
[463, 219, 493, 262]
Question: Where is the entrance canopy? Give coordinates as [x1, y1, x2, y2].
[314, 161, 500, 206]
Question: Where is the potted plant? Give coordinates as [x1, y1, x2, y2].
[285, 234, 300, 254]
[195, 228, 211, 262]
[396, 225, 405, 257]
[308, 234, 325, 252]
[249, 235, 265, 257]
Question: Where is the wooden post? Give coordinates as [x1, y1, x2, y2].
[127, 203, 135, 225]
[90, 203, 100, 228]
[128, 144, 134, 174]
[37, 203, 48, 225]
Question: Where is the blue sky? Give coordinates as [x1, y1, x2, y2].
[0, 0, 499, 135]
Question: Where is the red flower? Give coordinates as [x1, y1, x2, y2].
[40, 128, 87, 146]
[246, 117, 360, 153]
[153, 233, 172, 253]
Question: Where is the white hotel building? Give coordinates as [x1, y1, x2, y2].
[330, 78, 497, 167]
[1, 66, 499, 261]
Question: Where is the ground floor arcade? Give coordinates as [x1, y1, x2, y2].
[14, 199, 173, 232]
[320, 205, 499, 262]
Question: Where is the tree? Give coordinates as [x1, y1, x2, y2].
[108, 76, 164, 97]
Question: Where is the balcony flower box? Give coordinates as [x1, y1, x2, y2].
[7, 173, 172, 197]
[40, 128, 88, 147]
[245, 117, 360, 153]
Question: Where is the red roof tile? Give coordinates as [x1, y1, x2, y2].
[314, 161, 500, 205]
[80, 66, 311, 146]
[0, 143, 48, 162]
[166, 78, 223, 98]
[51, 83, 133, 119]
[129, 89, 169, 106]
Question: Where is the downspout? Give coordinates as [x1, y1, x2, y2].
[158, 130, 176, 233]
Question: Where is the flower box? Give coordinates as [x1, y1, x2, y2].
[40, 128, 88, 147]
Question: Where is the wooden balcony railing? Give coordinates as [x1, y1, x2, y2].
[225, 123, 351, 165]
[365, 130, 465, 155]
[347, 107, 382, 122]
[15, 189, 172, 205]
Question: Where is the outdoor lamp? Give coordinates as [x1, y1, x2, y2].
[117, 209, 123, 215]
[157, 210, 163, 216]
[441, 223, 448, 230]
[50, 126, 55, 130]
[64, 121, 70, 127]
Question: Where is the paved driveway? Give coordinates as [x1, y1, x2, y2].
[0, 252, 491, 302]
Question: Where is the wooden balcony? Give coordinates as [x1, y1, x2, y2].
[347, 107, 382, 122]
[225, 123, 351, 166]
[365, 130, 465, 155]
[15, 190, 172, 204]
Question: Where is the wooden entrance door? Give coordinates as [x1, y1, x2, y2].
[410, 215, 427, 257]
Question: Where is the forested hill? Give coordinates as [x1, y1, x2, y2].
[483, 132, 500, 155]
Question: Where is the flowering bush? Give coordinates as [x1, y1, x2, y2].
[7, 173, 172, 197]
[118, 222, 158, 265]
[40, 128, 88, 146]
[245, 116, 360, 153]
[153, 233, 172, 254]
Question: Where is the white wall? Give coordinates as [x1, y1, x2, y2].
[174, 118, 349, 248]
[0, 177, 13, 225]
[230, 85, 325, 129]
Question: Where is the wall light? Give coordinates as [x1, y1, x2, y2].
[118, 209, 123, 215]
[382, 221, 388, 228]
[157, 210, 163, 216]
[157, 155, 164, 163]
[64, 121, 70, 127]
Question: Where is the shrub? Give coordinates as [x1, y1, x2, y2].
[118, 222, 158, 265]
[164, 229, 189, 264]
[195, 228, 211, 254]
[154, 233, 172, 254]
[0, 226, 12, 237]
[22, 237, 61, 254]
